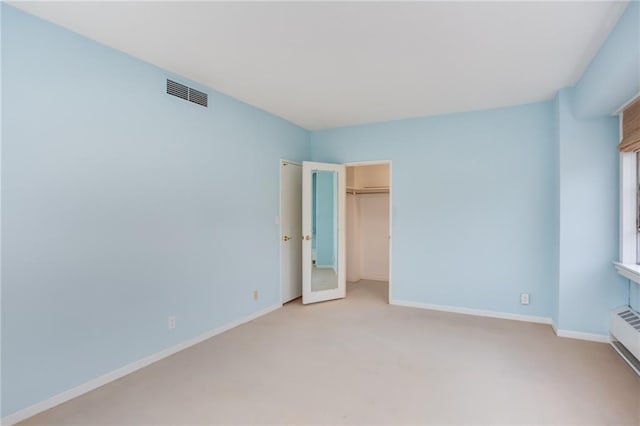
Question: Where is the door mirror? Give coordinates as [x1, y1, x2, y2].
[311, 170, 338, 291]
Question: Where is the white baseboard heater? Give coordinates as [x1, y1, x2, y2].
[610, 306, 640, 375]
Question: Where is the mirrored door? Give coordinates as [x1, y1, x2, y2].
[302, 161, 346, 304]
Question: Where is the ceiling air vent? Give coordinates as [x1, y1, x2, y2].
[166, 79, 208, 107]
[188, 87, 208, 107]
[167, 79, 188, 101]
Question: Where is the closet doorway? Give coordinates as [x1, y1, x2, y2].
[345, 161, 391, 303]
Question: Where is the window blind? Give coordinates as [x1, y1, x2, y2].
[619, 97, 640, 152]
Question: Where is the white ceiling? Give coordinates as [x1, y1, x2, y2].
[9, 1, 628, 130]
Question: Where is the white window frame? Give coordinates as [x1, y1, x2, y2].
[615, 100, 640, 282]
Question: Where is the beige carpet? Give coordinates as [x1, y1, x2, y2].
[21, 281, 640, 425]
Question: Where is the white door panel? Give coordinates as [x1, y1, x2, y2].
[281, 161, 302, 303]
[302, 161, 346, 304]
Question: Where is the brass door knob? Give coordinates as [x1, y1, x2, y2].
[283, 235, 291, 241]
[305, 235, 311, 240]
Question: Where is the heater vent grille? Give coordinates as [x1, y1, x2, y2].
[166, 79, 208, 107]
[611, 306, 640, 375]
[618, 310, 640, 331]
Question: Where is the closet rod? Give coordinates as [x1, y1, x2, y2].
[347, 190, 390, 195]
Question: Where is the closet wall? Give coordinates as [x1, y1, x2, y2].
[346, 165, 390, 282]
[346, 194, 361, 281]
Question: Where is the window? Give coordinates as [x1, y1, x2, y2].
[615, 96, 640, 281]
[636, 153, 640, 265]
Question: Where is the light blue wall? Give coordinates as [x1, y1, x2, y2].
[0, 2, 4, 420]
[631, 285, 640, 311]
[551, 96, 561, 328]
[555, 88, 628, 335]
[574, 1, 640, 117]
[3, 0, 640, 420]
[311, 102, 557, 318]
[568, 0, 640, 322]
[314, 171, 335, 266]
[1, 5, 309, 417]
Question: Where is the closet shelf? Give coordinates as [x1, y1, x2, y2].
[346, 186, 390, 195]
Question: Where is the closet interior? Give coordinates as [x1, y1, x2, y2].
[346, 164, 390, 285]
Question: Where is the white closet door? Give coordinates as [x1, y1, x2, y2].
[302, 161, 346, 304]
[280, 161, 302, 303]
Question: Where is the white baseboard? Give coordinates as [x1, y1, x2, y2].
[1, 303, 282, 426]
[391, 299, 610, 344]
[554, 329, 610, 343]
[360, 275, 389, 282]
[390, 299, 553, 324]
[553, 318, 610, 342]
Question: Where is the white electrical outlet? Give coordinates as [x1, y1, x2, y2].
[168, 316, 176, 330]
[520, 293, 530, 305]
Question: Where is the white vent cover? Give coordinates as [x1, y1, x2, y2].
[166, 79, 208, 107]
[610, 306, 640, 375]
